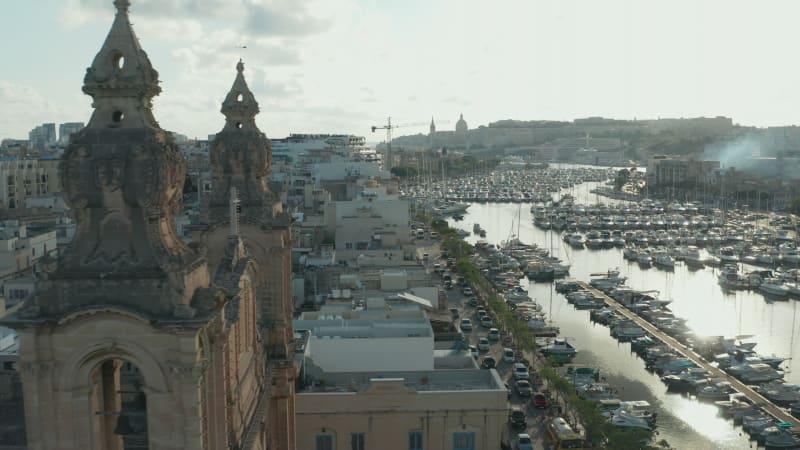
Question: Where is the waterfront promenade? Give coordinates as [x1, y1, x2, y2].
[577, 281, 800, 428]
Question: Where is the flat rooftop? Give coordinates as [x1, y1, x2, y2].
[293, 316, 433, 339]
[299, 368, 504, 394]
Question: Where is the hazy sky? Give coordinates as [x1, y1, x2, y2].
[3, 0, 800, 140]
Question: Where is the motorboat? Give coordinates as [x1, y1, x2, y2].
[567, 233, 585, 249]
[611, 321, 647, 341]
[696, 381, 734, 401]
[755, 383, 800, 406]
[540, 338, 577, 362]
[717, 246, 740, 263]
[622, 246, 638, 260]
[661, 368, 711, 392]
[717, 265, 756, 290]
[610, 401, 657, 430]
[653, 252, 675, 269]
[684, 246, 704, 266]
[760, 278, 790, 298]
[730, 363, 784, 384]
[762, 424, 800, 448]
[637, 252, 652, 267]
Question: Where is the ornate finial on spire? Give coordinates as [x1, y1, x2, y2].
[83, 0, 160, 129]
[219, 60, 260, 131]
[114, 0, 131, 13]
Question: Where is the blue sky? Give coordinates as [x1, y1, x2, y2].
[3, 0, 800, 140]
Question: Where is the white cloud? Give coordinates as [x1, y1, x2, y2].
[0, 81, 74, 139]
[11, 0, 800, 139]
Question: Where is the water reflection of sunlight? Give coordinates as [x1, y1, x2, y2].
[665, 396, 741, 444]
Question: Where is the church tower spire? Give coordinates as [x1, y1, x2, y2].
[38, 0, 207, 317]
[206, 59, 282, 224]
[221, 59, 260, 131]
[84, 0, 161, 130]
[429, 116, 436, 135]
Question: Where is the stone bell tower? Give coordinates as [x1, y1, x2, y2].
[0, 2, 267, 449]
[197, 60, 296, 450]
[205, 59, 282, 224]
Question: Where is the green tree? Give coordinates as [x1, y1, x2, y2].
[792, 195, 800, 216]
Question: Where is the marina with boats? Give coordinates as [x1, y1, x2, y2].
[423, 164, 800, 449]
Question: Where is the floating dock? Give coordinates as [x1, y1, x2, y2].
[577, 281, 800, 428]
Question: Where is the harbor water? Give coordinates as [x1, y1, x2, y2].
[447, 182, 800, 449]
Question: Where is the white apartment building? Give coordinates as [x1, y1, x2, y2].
[0, 221, 57, 277]
[294, 307, 435, 374]
[323, 188, 411, 260]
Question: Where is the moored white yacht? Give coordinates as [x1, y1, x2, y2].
[653, 252, 675, 269]
[684, 246, 704, 266]
[610, 401, 657, 430]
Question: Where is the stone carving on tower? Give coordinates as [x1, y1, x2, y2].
[1, 2, 277, 450]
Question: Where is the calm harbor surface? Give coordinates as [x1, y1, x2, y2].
[447, 182, 799, 449]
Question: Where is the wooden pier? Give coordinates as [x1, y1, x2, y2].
[577, 281, 800, 427]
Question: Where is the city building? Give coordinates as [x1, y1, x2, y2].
[456, 113, 468, 133]
[27, 123, 55, 149]
[0, 221, 57, 278]
[322, 186, 411, 261]
[57, 122, 84, 145]
[0, 158, 60, 209]
[295, 370, 507, 450]
[646, 156, 720, 192]
[293, 301, 507, 450]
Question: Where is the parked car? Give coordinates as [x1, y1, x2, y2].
[477, 337, 490, 352]
[532, 392, 550, 409]
[463, 287, 474, 296]
[422, 253, 430, 260]
[503, 348, 516, 363]
[460, 318, 472, 331]
[509, 409, 527, 429]
[468, 296, 479, 307]
[516, 433, 534, 450]
[513, 363, 530, 381]
[487, 328, 500, 341]
[515, 379, 533, 397]
[481, 357, 496, 369]
[480, 316, 493, 328]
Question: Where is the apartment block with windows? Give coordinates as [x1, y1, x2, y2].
[0, 159, 60, 209]
[297, 371, 507, 450]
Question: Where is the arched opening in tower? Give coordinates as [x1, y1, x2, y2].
[90, 359, 149, 450]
